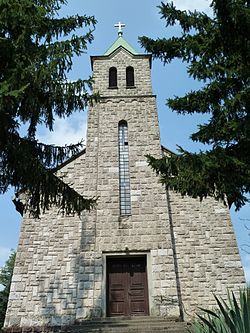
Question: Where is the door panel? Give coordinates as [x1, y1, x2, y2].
[107, 257, 149, 317]
[129, 261, 148, 315]
[108, 262, 128, 316]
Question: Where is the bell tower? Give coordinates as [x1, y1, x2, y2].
[83, 24, 180, 317]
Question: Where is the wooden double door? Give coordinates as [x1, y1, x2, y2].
[107, 256, 149, 317]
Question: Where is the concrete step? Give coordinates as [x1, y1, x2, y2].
[3, 317, 188, 333]
[68, 317, 188, 333]
[69, 326, 187, 333]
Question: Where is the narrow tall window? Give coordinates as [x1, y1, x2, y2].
[126, 66, 134, 87]
[109, 67, 117, 88]
[118, 120, 131, 216]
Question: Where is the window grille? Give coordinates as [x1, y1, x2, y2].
[126, 66, 134, 87]
[109, 67, 117, 88]
[118, 120, 131, 216]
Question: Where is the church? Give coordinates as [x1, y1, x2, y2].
[4, 25, 245, 329]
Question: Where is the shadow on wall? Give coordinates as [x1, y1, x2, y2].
[166, 190, 184, 321]
[5, 207, 103, 330]
[33, 208, 104, 327]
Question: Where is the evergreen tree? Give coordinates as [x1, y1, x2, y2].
[0, 0, 97, 216]
[0, 252, 15, 329]
[139, 0, 250, 210]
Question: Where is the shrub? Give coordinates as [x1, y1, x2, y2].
[188, 289, 250, 333]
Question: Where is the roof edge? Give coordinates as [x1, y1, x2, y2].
[161, 145, 176, 156]
[90, 50, 152, 69]
[53, 148, 86, 172]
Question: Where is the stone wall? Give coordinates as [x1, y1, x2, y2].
[167, 191, 245, 318]
[5, 212, 82, 326]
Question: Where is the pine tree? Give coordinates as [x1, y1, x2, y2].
[0, 0, 97, 216]
[139, 0, 250, 210]
[0, 252, 15, 329]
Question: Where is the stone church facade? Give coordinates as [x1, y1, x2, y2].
[4, 31, 245, 328]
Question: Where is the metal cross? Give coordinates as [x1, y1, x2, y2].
[114, 22, 125, 36]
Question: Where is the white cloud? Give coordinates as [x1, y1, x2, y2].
[172, 0, 212, 14]
[242, 254, 250, 284]
[244, 266, 250, 284]
[0, 247, 12, 267]
[38, 112, 87, 146]
[239, 250, 250, 284]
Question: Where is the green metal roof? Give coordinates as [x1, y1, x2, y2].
[104, 35, 138, 56]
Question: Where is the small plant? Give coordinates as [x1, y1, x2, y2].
[188, 289, 250, 333]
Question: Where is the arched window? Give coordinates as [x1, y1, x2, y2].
[118, 120, 131, 216]
[126, 66, 134, 87]
[109, 67, 117, 88]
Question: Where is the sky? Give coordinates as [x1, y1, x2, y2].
[0, 0, 249, 284]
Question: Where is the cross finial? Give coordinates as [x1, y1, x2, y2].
[114, 22, 125, 37]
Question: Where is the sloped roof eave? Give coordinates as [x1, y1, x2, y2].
[161, 145, 176, 156]
[90, 48, 152, 69]
[55, 145, 174, 172]
[52, 148, 86, 172]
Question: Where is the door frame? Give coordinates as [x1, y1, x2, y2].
[102, 252, 152, 317]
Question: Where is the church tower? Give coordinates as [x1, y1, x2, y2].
[73, 23, 181, 319]
[4, 26, 245, 329]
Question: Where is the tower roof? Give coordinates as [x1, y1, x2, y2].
[104, 35, 138, 56]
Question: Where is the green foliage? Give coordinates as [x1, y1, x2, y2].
[188, 289, 250, 333]
[140, 1, 250, 210]
[0, 0, 97, 216]
[0, 252, 15, 329]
